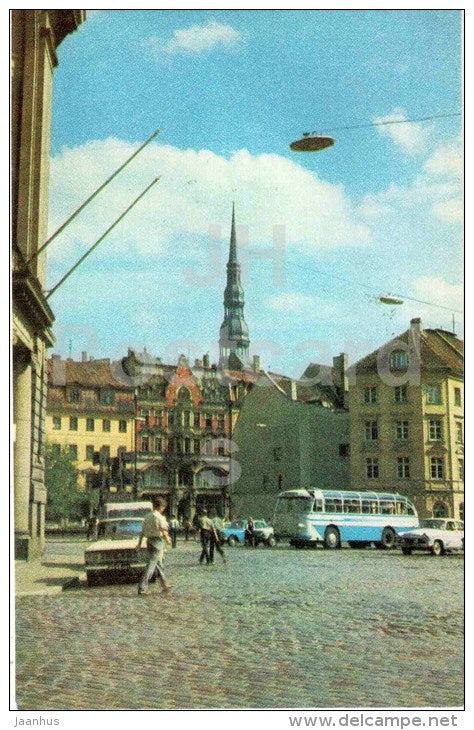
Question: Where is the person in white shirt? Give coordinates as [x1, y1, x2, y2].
[137, 497, 172, 595]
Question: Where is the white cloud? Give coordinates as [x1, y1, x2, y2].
[373, 107, 430, 156]
[424, 138, 463, 177]
[145, 20, 242, 57]
[432, 198, 463, 223]
[359, 136, 463, 225]
[47, 139, 370, 271]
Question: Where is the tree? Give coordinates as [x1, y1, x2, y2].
[44, 443, 83, 524]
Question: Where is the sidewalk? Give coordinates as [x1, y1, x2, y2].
[15, 550, 86, 598]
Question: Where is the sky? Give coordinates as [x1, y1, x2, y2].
[45, 9, 463, 378]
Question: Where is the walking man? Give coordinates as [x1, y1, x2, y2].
[169, 516, 179, 548]
[198, 509, 214, 564]
[137, 497, 172, 595]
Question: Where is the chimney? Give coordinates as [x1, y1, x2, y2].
[203, 353, 210, 368]
[253, 355, 261, 372]
[410, 317, 422, 335]
[194, 358, 203, 368]
[332, 353, 349, 393]
[81, 351, 87, 362]
[290, 380, 297, 401]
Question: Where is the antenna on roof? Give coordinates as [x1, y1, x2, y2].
[452, 313, 456, 335]
[68, 339, 72, 359]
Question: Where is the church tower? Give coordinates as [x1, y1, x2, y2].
[219, 204, 250, 369]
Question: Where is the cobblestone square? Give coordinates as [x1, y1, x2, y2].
[15, 539, 464, 710]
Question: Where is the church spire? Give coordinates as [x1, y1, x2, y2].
[219, 203, 250, 369]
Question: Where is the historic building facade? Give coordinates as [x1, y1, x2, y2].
[12, 10, 85, 558]
[46, 355, 136, 494]
[348, 318, 464, 520]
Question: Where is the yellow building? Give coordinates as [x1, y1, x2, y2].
[46, 356, 136, 492]
[349, 318, 464, 520]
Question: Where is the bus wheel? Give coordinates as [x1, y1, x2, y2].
[380, 527, 397, 549]
[324, 526, 340, 549]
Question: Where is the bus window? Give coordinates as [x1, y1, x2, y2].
[325, 498, 342, 513]
[380, 500, 395, 515]
[407, 505, 415, 515]
[344, 498, 361, 513]
[370, 500, 378, 514]
[313, 499, 323, 512]
[361, 500, 370, 514]
[396, 501, 407, 515]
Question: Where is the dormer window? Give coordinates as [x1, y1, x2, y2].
[390, 350, 408, 370]
[99, 389, 114, 405]
[67, 388, 80, 404]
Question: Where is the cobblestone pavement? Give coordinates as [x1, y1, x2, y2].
[15, 540, 463, 710]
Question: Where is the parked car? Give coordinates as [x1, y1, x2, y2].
[399, 518, 464, 556]
[220, 519, 276, 547]
[84, 517, 148, 586]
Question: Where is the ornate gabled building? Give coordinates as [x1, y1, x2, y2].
[122, 350, 257, 520]
[219, 204, 250, 370]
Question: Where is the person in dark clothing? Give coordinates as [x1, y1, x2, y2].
[198, 509, 214, 564]
[209, 524, 226, 564]
[184, 518, 192, 541]
[245, 517, 255, 547]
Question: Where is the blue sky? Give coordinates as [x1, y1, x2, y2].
[46, 9, 463, 377]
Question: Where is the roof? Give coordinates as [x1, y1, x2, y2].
[353, 325, 463, 377]
[47, 358, 134, 390]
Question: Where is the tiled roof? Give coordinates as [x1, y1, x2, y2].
[354, 327, 463, 375]
[47, 358, 134, 389]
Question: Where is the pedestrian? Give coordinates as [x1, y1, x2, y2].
[210, 523, 226, 564]
[169, 516, 179, 548]
[137, 497, 173, 595]
[245, 517, 255, 547]
[184, 518, 192, 541]
[87, 512, 99, 541]
[198, 509, 214, 564]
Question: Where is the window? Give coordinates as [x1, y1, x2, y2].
[397, 456, 410, 478]
[366, 458, 379, 479]
[390, 350, 408, 370]
[454, 388, 462, 407]
[155, 437, 162, 453]
[365, 421, 378, 440]
[184, 438, 191, 454]
[102, 419, 111, 432]
[426, 385, 442, 405]
[101, 445, 110, 459]
[51, 443, 61, 458]
[52, 416, 61, 430]
[67, 388, 80, 404]
[183, 411, 190, 427]
[455, 421, 463, 444]
[394, 385, 408, 403]
[69, 444, 78, 460]
[218, 417, 225, 431]
[429, 420, 442, 441]
[118, 420, 127, 433]
[194, 412, 200, 427]
[141, 436, 149, 452]
[339, 443, 350, 457]
[99, 389, 114, 405]
[86, 418, 94, 432]
[69, 416, 78, 431]
[364, 386, 377, 404]
[396, 421, 409, 440]
[194, 439, 201, 454]
[86, 445, 94, 461]
[430, 457, 444, 480]
[325, 498, 343, 513]
[433, 501, 449, 518]
[205, 416, 212, 429]
[168, 412, 174, 427]
[458, 459, 464, 481]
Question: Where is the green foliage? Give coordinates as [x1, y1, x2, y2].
[44, 443, 83, 523]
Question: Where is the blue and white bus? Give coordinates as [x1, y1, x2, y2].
[273, 489, 419, 549]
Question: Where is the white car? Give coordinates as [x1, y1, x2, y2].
[399, 518, 464, 556]
[84, 517, 148, 586]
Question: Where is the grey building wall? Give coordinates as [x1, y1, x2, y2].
[231, 379, 350, 521]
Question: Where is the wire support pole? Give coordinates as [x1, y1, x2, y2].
[46, 177, 160, 300]
[30, 128, 160, 264]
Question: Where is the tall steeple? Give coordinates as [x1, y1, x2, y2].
[219, 203, 250, 369]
